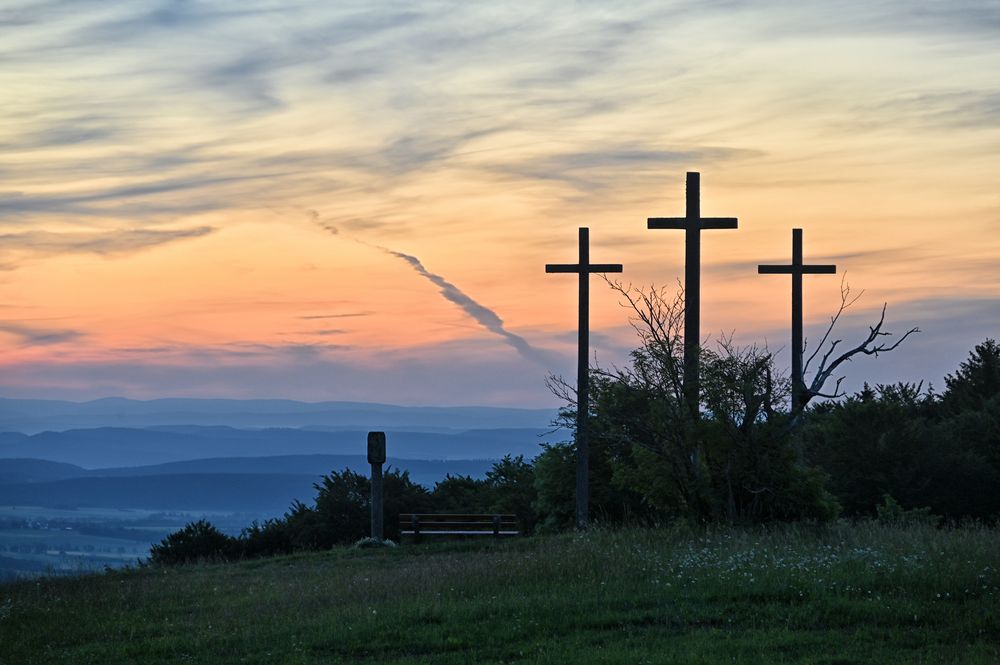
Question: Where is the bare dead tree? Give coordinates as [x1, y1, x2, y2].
[801, 276, 920, 409]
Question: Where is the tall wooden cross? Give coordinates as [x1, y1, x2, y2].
[648, 172, 738, 415]
[758, 228, 836, 412]
[546, 227, 623, 529]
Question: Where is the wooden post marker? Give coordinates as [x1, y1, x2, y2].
[546, 227, 623, 529]
[367, 431, 386, 540]
[758, 228, 836, 412]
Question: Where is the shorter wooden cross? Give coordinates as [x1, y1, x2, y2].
[546, 227, 622, 529]
[758, 228, 836, 412]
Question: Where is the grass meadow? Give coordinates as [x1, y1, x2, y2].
[1, 522, 998, 664]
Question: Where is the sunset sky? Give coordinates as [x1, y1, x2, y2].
[1, 1, 998, 406]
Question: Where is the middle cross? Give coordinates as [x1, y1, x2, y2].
[647, 172, 738, 415]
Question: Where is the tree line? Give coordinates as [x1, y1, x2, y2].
[152, 283, 999, 564]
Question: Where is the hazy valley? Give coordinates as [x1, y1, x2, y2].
[0, 398, 562, 579]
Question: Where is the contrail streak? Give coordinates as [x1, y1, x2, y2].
[312, 214, 551, 366]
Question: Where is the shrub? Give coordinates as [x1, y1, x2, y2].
[351, 537, 397, 549]
[149, 519, 237, 565]
[308, 468, 433, 546]
[486, 455, 539, 533]
[240, 518, 295, 558]
[431, 474, 492, 513]
[875, 494, 941, 527]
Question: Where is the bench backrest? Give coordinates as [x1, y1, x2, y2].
[399, 513, 519, 536]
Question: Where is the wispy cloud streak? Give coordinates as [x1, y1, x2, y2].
[0, 226, 215, 262]
[0, 322, 83, 346]
[377, 246, 552, 366]
[315, 217, 551, 365]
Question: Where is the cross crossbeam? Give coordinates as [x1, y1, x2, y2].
[545, 264, 624, 273]
[758, 228, 836, 412]
[647, 171, 737, 416]
[546, 227, 622, 530]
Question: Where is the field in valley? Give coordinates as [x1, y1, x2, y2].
[0, 506, 264, 581]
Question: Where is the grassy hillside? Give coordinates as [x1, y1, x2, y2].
[2, 523, 999, 664]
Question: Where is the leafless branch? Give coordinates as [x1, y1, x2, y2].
[803, 302, 919, 409]
[803, 275, 863, 375]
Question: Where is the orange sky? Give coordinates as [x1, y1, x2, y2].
[1, 2, 998, 405]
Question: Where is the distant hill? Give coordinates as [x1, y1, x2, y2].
[0, 397, 558, 433]
[0, 474, 319, 512]
[0, 455, 498, 488]
[0, 458, 85, 484]
[0, 426, 558, 468]
[89, 455, 496, 486]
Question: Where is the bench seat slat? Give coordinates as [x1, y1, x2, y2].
[399, 514, 516, 521]
[401, 530, 519, 536]
[399, 513, 520, 538]
[398, 520, 517, 526]
[400, 524, 517, 532]
[398, 523, 516, 529]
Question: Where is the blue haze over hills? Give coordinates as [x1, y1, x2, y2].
[0, 397, 556, 434]
[0, 398, 564, 577]
[0, 397, 564, 512]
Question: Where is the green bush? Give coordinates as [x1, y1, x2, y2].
[486, 455, 538, 533]
[875, 494, 941, 527]
[429, 456, 540, 533]
[431, 474, 492, 513]
[543, 334, 839, 526]
[149, 519, 238, 565]
[240, 517, 295, 558]
[308, 468, 433, 545]
[803, 341, 1000, 520]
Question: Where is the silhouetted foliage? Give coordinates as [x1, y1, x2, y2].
[803, 341, 1000, 520]
[309, 471, 372, 547]
[802, 383, 940, 517]
[152, 339, 1000, 567]
[942, 338, 1000, 414]
[485, 455, 538, 533]
[149, 519, 237, 565]
[532, 439, 649, 533]
[427, 458, 540, 532]
[544, 282, 838, 525]
[308, 468, 433, 545]
[240, 517, 295, 558]
[874, 494, 941, 527]
[431, 474, 492, 513]
[531, 443, 576, 532]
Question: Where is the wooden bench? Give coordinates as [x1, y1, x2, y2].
[399, 514, 519, 541]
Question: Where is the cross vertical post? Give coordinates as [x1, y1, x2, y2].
[546, 227, 623, 529]
[648, 172, 738, 417]
[683, 173, 701, 412]
[577, 229, 589, 532]
[758, 228, 837, 412]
